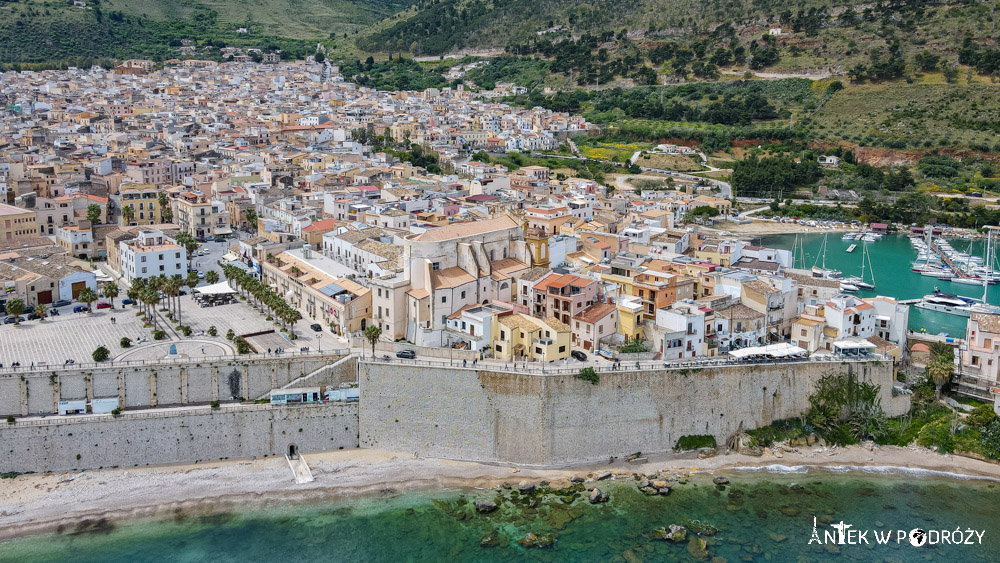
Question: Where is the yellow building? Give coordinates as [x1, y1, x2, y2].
[0, 203, 38, 243]
[617, 296, 645, 340]
[119, 183, 162, 226]
[493, 314, 571, 362]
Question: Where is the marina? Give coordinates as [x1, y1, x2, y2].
[764, 232, 1000, 337]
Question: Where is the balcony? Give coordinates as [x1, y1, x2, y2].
[534, 338, 553, 346]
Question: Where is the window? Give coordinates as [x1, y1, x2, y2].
[141, 267, 147, 274]
[441, 295, 447, 304]
[500, 330, 506, 339]
[159, 265, 165, 271]
[559, 345, 566, 353]
[495, 344, 502, 352]
[800, 329, 807, 337]
[460, 291, 466, 299]
[535, 347, 542, 355]
[141, 256, 146, 262]
[176, 252, 180, 258]
[431, 262, 441, 271]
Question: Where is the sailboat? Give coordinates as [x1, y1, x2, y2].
[811, 234, 842, 279]
[842, 242, 875, 290]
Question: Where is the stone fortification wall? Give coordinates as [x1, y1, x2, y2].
[0, 402, 358, 473]
[358, 360, 906, 467]
[0, 354, 344, 417]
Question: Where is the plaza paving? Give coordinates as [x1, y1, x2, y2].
[0, 293, 348, 367]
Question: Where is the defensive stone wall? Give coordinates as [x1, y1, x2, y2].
[358, 359, 907, 467]
[0, 354, 344, 417]
[0, 402, 358, 473]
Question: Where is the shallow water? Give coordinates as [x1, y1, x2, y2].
[3, 469, 999, 562]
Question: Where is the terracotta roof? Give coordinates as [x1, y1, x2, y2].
[973, 313, 1000, 333]
[410, 215, 517, 242]
[430, 266, 476, 289]
[573, 302, 616, 324]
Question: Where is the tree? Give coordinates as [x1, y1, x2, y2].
[122, 205, 135, 225]
[175, 232, 198, 263]
[92, 345, 110, 362]
[102, 282, 119, 308]
[578, 366, 599, 385]
[158, 193, 172, 223]
[928, 358, 952, 400]
[78, 287, 98, 313]
[35, 303, 47, 321]
[164, 276, 183, 324]
[314, 51, 325, 63]
[245, 209, 258, 230]
[186, 271, 199, 291]
[6, 298, 24, 325]
[86, 203, 102, 226]
[364, 324, 382, 357]
[206, 270, 219, 284]
[140, 288, 159, 330]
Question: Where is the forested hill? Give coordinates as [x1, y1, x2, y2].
[357, 0, 998, 73]
[0, 0, 414, 64]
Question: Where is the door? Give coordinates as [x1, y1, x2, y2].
[37, 290, 52, 305]
[71, 281, 86, 299]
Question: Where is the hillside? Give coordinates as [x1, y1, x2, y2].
[0, 0, 414, 64]
[357, 0, 999, 78]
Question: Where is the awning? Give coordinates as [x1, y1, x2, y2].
[193, 281, 237, 295]
[222, 252, 240, 262]
[729, 343, 807, 359]
[214, 225, 234, 235]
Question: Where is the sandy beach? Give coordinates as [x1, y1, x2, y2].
[2, 444, 998, 541]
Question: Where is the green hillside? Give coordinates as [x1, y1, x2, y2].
[0, 0, 414, 64]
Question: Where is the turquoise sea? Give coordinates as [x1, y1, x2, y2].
[2, 469, 999, 562]
[759, 233, 1000, 338]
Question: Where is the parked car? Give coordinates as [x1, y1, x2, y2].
[122, 298, 133, 305]
[396, 349, 416, 359]
[96, 302, 112, 310]
[73, 305, 88, 313]
[197, 271, 205, 279]
[310, 323, 322, 332]
[22, 305, 34, 315]
[571, 350, 587, 361]
[52, 299, 72, 308]
[27, 311, 41, 320]
[3, 315, 15, 324]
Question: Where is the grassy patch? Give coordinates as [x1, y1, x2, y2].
[674, 435, 717, 451]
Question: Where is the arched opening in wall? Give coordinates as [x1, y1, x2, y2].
[288, 444, 299, 459]
[360, 319, 367, 330]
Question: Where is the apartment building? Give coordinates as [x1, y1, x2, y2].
[119, 229, 188, 283]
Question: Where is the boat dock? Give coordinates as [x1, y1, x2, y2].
[846, 244, 857, 253]
[929, 237, 978, 281]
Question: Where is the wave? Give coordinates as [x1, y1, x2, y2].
[727, 463, 1000, 482]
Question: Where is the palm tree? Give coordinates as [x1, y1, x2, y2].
[102, 282, 119, 308]
[206, 270, 219, 284]
[176, 232, 198, 266]
[157, 193, 171, 223]
[35, 303, 47, 321]
[928, 356, 953, 400]
[165, 276, 182, 324]
[78, 287, 98, 313]
[121, 205, 135, 225]
[141, 288, 159, 330]
[364, 325, 382, 357]
[6, 298, 24, 326]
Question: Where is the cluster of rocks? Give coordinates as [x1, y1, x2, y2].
[588, 487, 609, 503]
[633, 469, 696, 495]
[651, 519, 719, 561]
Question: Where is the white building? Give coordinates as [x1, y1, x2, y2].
[656, 300, 706, 359]
[120, 229, 188, 283]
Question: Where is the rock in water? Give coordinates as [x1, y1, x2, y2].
[517, 532, 555, 548]
[597, 471, 613, 480]
[713, 476, 730, 485]
[768, 533, 787, 543]
[653, 524, 688, 542]
[570, 475, 585, 483]
[686, 520, 718, 536]
[687, 537, 710, 561]
[475, 500, 498, 514]
[641, 486, 659, 496]
[518, 482, 536, 492]
[589, 487, 609, 503]
[480, 530, 499, 547]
